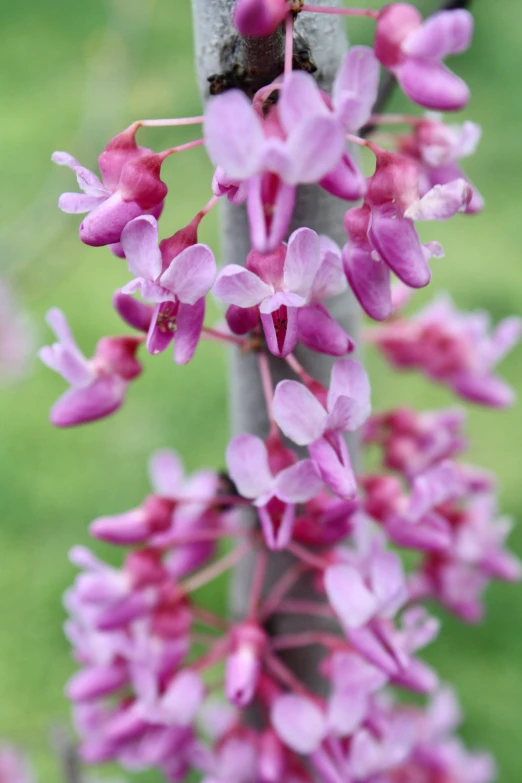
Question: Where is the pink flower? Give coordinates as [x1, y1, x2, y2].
[205, 53, 378, 251]
[0, 746, 35, 783]
[214, 228, 352, 358]
[273, 358, 371, 498]
[343, 148, 447, 320]
[120, 214, 216, 364]
[226, 433, 322, 549]
[0, 279, 34, 385]
[225, 624, 267, 708]
[53, 126, 168, 247]
[369, 294, 521, 406]
[375, 4, 473, 110]
[364, 405, 467, 479]
[400, 114, 484, 214]
[39, 309, 142, 427]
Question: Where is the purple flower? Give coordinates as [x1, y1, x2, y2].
[273, 358, 371, 499]
[375, 4, 473, 110]
[120, 215, 216, 365]
[225, 624, 267, 708]
[39, 309, 142, 427]
[226, 433, 322, 550]
[53, 126, 168, 247]
[369, 293, 521, 406]
[214, 228, 352, 358]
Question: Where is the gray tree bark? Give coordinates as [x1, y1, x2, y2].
[191, 0, 359, 691]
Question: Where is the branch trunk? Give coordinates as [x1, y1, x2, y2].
[191, 0, 359, 692]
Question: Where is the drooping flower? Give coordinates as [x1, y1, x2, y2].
[226, 433, 322, 549]
[273, 358, 371, 498]
[369, 293, 521, 406]
[214, 228, 352, 357]
[374, 4, 474, 110]
[39, 309, 142, 427]
[53, 126, 169, 247]
[119, 214, 216, 365]
[343, 148, 447, 320]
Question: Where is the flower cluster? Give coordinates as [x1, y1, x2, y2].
[38, 1, 520, 781]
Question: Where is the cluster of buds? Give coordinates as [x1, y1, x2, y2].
[37, 1, 520, 781]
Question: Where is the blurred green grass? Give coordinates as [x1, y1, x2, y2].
[0, 0, 520, 781]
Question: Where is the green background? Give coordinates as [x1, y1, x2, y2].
[0, 0, 520, 780]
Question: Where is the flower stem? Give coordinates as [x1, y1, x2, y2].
[201, 327, 248, 347]
[287, 540, 330, 570]
[284, 13, 294, 77]
[248, 550, 268, 618]
[134, 116, 205, 128]
[181, 540, 252, 594]
[277, 599, 335, 619]
[271, 631, 343, 651]
[259, 562, 309, 620]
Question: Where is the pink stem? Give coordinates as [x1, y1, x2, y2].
[193, 605, 229, 631]
[135, 115, 205, 128]
[284, 13, 294, 77]
[160, 138, 205, 159]
[258, 351, 275, 423]
[259, 562, 309, 620]
[369, 113, 421, 126]
[198, 193, 221, 218]
[271, 631, 344, 651]
[301, 4, 379, 18]
[163, 526, 248, 546]
[346, 133, 370, 147]
[265, 653, 316, 699]
[201, 327, 248, 347]
[277, 599, 335, 619]
[287, 540, 330, 570]
[181, 540, 252, 594]
[285, 352, 320, 387]
[248, 550, 268, 618]
[191, 637, 229, 673]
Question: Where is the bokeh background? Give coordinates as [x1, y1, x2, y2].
[0, 0, 521, 780]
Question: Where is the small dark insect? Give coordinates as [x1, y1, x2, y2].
[208, 63, 254, 96]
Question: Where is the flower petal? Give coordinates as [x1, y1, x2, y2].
[161, 244, 216, 304]
[404, 179, 472, 221]
[343, 243, 393, 321]
[333, 46, 380, 131]
[273, 380, 327, 446]
[325, 564, 378, 629]
[173, 299, 206, 365]
[213, 265, 272, 307]
[369, 203, 431, 288]
[120, 215, 162, 281]
[279, 70, 328, 132]
[297, 304, 354, 357]
[309, 435, 357, 500]
[50, 375, 126, 427]
[226, 434, 273, 499]
[57, 193, 106, 214]
[312, 249, 347, 301]
[397, 59, 470, 111]
[204, 91, 264, 179]
[275, 459, 323, 503]
[271, 695, 327, 754]
[283, 227, 322, 300]
[403, 9, 473, 59]
[149, 449, 184, 498]
[327, 358, 371, 431]
[286, 116, 345, 185]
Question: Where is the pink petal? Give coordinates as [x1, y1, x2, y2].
[274, 459, 323, 504]
[325, 564, 378, 629]
[319, 152, 367, 201]
[369, 547, 407, 617]
[271, 695, 327, 754]
[297, 304, 354, 357]
[226, 434, 273, 499]
[342, 243, 393, 321]
[273, 380, 327, 446]
[57, 192, 106, 214]
[369, 203, 431, 288]
[247, 175, 296, 254]
[286, 116, 345, 185]
[120, 215, 162, 281]
[403, 9, 473, 59]
[160, 244, 216, 304]
[451, 373, 516, 408]
[279, 70, 328, 132]
[50, 375, 127, 427]
[213, 265, 272, 307]
[312, 248, 347, 301]
[333, 46, 380, 131]
[397, 59, 470, 111]
[204, 91, 264, 179]
[260, 304, 299, 358]
[149, 449, 184, 497]
[112, 291, 153, 333]
[259, 291, 306, 314]
[283, 227, 322, 299]
[258, 503, 296, 551]
[159, 671, 204, 726]
[173, 298, 205, 365]
[52, 151, 108, 196]
[327, 358, 371, 431]
[146, 302, 177, 355]
[328, 689, 368, 737]
[405, 179, 472, 221]
[79, 192, 146, 247]
[309, 436, 357, 500]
